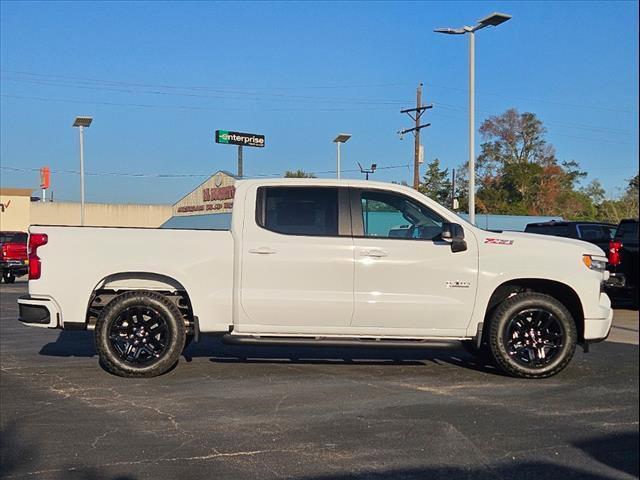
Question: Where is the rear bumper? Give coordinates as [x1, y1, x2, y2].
[605, 273, 626, 289]
[18, 295, 60, 329]
[583, 293, 613, 342]
[1, 261, 28, 275]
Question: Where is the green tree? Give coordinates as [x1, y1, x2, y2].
[284, 169, 316, 178]
[582, 179, 606, 205]
[418, 158, 452, 206]
[475, 108, 591, 217]
[599, 173, 639, 223]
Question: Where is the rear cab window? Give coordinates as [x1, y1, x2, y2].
[616, 221, 639, 243]
[0, 232, 28, 244]
[525, 224, 571, 237]
[577, 224, 613, 241]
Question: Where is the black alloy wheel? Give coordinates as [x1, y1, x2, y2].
[503, 308, 564, 368]
[108, 306, 171, 365]
[95, 291, 186, 377]
[488, 292, 576, 379]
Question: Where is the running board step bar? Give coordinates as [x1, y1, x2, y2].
[222, 334, 463, 349]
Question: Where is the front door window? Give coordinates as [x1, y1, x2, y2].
[360, 190, 443, 240]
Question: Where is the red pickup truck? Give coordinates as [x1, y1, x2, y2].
[0, 231, 28, 283]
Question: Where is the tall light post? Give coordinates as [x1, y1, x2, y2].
[73, 116, 93, 226]
[435, 12, 511, 225]
[333, 133, 351, 179]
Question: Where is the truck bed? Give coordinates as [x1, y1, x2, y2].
[28, 225, 234, 332]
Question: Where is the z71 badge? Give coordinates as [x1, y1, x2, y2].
[484, 238, 514, 246]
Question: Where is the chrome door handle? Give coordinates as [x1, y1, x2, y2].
[361, 248, 388, 258]
[248, 247, 277, 255]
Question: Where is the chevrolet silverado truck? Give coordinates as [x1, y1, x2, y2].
[1, 231, 28, 283]
[18, 179, 613, 378]
[607, 219, 639, 307]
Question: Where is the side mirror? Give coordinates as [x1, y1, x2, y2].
[441, 222, 467, 253]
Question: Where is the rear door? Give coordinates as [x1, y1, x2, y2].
[239, 186, 354, 334]
[350, 188, 478, 337]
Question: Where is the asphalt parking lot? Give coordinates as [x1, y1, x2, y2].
[1, 279, 638, 480]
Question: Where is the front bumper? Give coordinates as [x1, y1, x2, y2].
[605, 272, 626, 289]
[583, 293, 613, 342]
[18, 295, 60, 329]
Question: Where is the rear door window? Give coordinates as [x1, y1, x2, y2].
[257, 187, 340, 236]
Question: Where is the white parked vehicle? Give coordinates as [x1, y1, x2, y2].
[19, 179, 613, 378]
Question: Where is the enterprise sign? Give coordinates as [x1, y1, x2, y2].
[215, 130, 265, 148]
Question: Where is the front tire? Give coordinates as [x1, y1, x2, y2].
[488, 292, 576, 379]
[95, 291, 186, 378]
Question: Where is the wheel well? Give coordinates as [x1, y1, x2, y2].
[485, 279, 585, 342]
[85, 273, 195, 333]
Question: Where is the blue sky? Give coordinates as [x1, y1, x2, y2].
[1, 0, 638, 204]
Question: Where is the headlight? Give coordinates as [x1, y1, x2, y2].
[583, 254, 607, 272]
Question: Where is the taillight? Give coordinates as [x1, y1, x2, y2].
[0, 245, 6, 260]
[28, 233, 48, 280]
[608, 240, 622, 267]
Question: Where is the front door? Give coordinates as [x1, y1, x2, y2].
[351, 188, 478, 337]
[239, 185, 354, 334]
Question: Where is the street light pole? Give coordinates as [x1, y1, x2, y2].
[79, 125, 85, 225]
[468, 30, 475, 225]
[333, 133, 352, 179]
[336, 141, 341, 180]
[434, 12, 511, 225]
[73, 116, 93, 226]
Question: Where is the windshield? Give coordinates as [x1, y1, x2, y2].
[413, 191, 477, 230]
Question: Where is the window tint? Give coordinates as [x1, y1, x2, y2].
[616, 221, 639, 243]
[360, 190, 443, 240]
[259, 187, 339, 236]
[603, 225, 617, 240]
[0, 232, 27, 244]
[578, 224, 610, 241]
[525, 224, 570, 237]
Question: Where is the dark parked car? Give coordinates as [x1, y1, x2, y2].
[607, 219, 639, 306]
[0, 231, 28, 283]
[524, 220, 617, 252]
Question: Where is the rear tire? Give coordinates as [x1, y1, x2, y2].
[2, 273, 16, 284]
[95, 291, 186, 378]
[488, 292, 576, 379]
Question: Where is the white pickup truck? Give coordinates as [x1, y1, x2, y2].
[19, 179, 613, 378]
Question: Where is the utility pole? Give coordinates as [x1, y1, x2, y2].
[399, 83, 433, 189]
[451, 169, 456, 208]
[237, 145, 243, 178]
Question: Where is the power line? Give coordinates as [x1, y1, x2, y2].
[0, 94, 400, 112]
[433, 101, 636, 136]
[3, 68, 635, 114]
[0, 163, 412, 179]
[0, 74, 411, 106]
[0, 69, 412, 91]
[422, 81, 638, 115]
